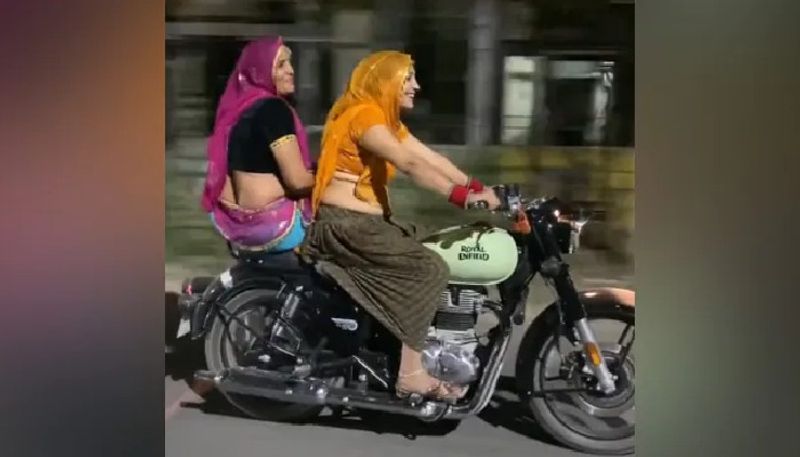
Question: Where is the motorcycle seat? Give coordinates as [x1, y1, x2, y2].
[228, 243, 342, 291]
[230, 247, 307, 274]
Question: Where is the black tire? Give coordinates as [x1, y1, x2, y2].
[516, 302, 635, 455]
[204, 289, 323, 422]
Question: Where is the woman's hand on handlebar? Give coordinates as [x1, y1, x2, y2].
[467, 187, 502, 211]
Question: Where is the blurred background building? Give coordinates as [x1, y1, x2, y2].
[166, 0, 633, 148]
[165, 0, 635, 272]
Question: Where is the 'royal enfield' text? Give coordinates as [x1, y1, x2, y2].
[458, 245, 490, 261]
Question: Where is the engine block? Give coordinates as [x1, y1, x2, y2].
[422, 287, 488, 384]
[433, 287, 484, 331]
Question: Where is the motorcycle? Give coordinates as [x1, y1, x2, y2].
[177, 184, 635, 455]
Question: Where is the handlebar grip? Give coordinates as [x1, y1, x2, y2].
[467, 200, 489, 210]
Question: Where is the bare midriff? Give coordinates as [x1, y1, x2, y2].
[319, 171, 385, 215]
[218, 171, 285, 212]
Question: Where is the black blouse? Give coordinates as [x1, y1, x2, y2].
[227, 98, 296, 175]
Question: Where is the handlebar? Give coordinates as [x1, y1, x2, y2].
[465, 183, 594, 255]
[466, 184, 519, 212]
[466, 183, 595, 224]
[467, 200, 490, 210]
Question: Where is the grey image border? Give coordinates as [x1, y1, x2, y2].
[636, 0, 800, 456]
[2, 0, 800, 455]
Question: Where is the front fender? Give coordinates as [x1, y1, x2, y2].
[517, 287, 635, 345]
[515, 286, 634, 398]
[579, 287, 635, 309]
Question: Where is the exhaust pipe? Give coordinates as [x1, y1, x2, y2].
[195, 367, 451, 421]
[195, 327, 513, 422]
[446, 326, 512, 419]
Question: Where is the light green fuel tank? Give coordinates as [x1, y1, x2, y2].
[422, 223, 519, 286]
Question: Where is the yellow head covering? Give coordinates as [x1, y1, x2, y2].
[311, 51, 413, 214]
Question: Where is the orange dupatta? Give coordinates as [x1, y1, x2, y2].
[311, 51, 413, 214]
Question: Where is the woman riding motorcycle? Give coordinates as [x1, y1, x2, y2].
[201, 36, 315, 254]
[300, 51, 501, 400]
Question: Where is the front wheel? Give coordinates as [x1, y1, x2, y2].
[204, 289, 323, 422]
[516, 302, 635, 455]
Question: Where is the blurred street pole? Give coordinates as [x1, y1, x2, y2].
[466, 0, 499, 146]
[331, 9, 372, 104]
[295, 0, 321, 125]
[373, 0, 412, 50]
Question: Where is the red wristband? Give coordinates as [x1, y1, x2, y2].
[467, 176, 484, 192]
[448, 185, 470, 209]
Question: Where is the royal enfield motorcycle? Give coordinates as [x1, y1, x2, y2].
[178, 185, 635, 455]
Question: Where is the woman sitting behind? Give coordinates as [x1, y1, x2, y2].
[201, 36, 314, 255]
[300, 51, 501, 400]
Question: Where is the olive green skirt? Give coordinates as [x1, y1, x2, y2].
[299, 205, 449, 351]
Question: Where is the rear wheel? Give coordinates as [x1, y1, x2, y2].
[204, 289, 323, 422]
[516, 302, 635, 455]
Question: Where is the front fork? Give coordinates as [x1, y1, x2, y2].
[541, 257, 617, 394]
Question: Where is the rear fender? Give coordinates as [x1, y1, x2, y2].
[189, 267, 294, 340]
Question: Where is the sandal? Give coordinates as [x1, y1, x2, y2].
[395, 369, 467, 401]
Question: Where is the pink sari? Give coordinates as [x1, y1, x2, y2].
[200, 36, 312, 249]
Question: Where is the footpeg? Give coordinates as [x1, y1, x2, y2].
[405, 393, 425, 406]
[292, 363, 312, 378]
[194, 369, 219, 383]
